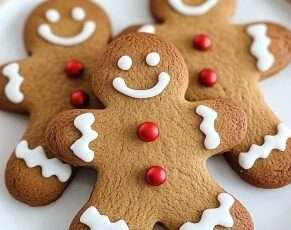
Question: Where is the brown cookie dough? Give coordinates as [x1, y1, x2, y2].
[45, 33, 253, 230]
[0, 0, 111, 206]
[125, 0, 291, 188]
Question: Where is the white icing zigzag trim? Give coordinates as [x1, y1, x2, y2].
[2, 63, 24, 104]
[16, 140, 72, 182]
[168, 0, 218, 16]
[71, 113, 98, 162]
[239, 123, 291, 170]
[38, 21, 96, 46]
[180, 193, 235, 230]
[138, 24, 156, 34]
[80, 206, 129, 230]
[196, 105, 220, 150]
[247, 24, 275, 72]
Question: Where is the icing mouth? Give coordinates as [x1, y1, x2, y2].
[168, 0, 218, 16]
[112, 72, 171, 99]
[38, 21, 96, 46]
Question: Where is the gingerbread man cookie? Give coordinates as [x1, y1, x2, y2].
[0, 0, 111, 206]
[45, 33, 253, 230]
[126, 0, 291, 188]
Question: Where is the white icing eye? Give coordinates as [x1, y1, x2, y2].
[146, 52, 161, 67]
[117, 56, 133, 71]
[46, 9, 60, 23]
[72, 7, 86, 21]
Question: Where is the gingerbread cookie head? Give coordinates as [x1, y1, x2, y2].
[92, 33, 188, 106]
[150, 0, 235, 22]
[24, 0, 111, 54]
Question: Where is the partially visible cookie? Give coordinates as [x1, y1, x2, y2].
[0, 0, 111, 206]
[126, 0, 291, 188]
[45, 33, 253, 230]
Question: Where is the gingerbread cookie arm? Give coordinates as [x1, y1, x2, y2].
[0, 62, 27, 113]
[246, 22, 291, 79]
[194, 100, 247, 156]
[45, 109, 106, 168]
[5, 115, 72, 206]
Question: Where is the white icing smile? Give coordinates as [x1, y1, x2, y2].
[168, 0, 219, 16]
[38, 7, 96, 46]
[113, 72, 171, 99]
[113, 53, 170, 99]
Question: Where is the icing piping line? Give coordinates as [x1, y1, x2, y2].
[113, 72, 171, 99]
[247, 24, 275, 72]
[71, 113, 98, 162]
[16, 140, 72, 182]
[196, 105, 221, 150]
[239, 123, 291, 170]
[168, 0, 218, 16]
[38, 21, 96, 46]
[80, 206, 129, 230]
[2, 63, 24, 104]
[180, 193, 235, 230]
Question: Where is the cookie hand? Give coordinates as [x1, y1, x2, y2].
[45, 110, 100, 168]
[246, 22, 291, 79]
[194, 99, 247, 156]
[0, 62, 27, 113]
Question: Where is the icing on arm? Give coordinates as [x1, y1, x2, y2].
[247, 24, 275, 72]
[80, 206, 129, 230]
[196, 105, 220, 150]
[16, 140, 72, 182]
[2, 63, 24, 104]
[70, 113, 98, 162]
[180, 193, 235, 230]
[239, 123, 291, 170]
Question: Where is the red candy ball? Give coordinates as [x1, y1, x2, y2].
[198, 68, 218, 87]
[145, 166, 167, 186]
[70, 90, 89, 108]
[193, 34, 212, 51]
[65, 59, 84, 78]
[137, 122, 159, 142]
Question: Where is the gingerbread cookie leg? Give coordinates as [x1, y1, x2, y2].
[70, 176, 157, 230]
[157, 167, 253, 230]
[225, 86, 291, 188]
[0, 62, 27, 113]
[6, 115, 72, 206]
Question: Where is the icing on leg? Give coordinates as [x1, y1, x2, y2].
[15, 140, 72, 182]
[5, 117, 71, 206]
[80, 206, 129, 230]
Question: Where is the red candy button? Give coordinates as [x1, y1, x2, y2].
[145, 166, 167, 186]
[193, 34, 212, 51]
[137, 122, 159, 142]
[198, 68, 218, 87]
[65, 59, 84, 78]
[70, 90, 89, 108]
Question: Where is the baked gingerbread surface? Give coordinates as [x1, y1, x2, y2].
[0, 0, 111, 206]
[45, 32, 253, 230]
[124, 0, 291, 188]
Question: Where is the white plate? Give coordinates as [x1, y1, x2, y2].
[0, 0, 291, 229]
